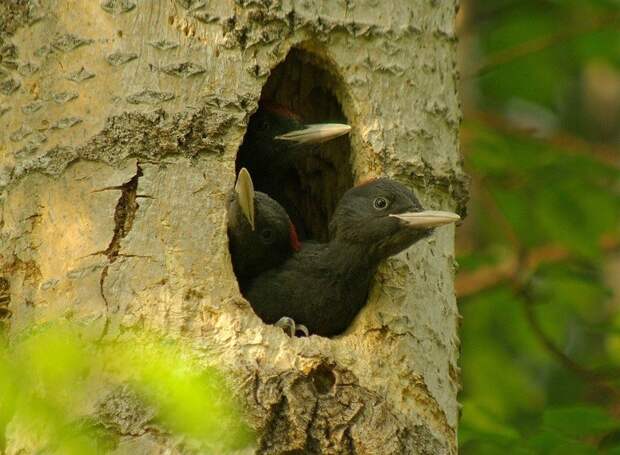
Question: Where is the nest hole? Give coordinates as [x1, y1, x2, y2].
[308, 364, 336, 394]
[236, 49, 353, 242]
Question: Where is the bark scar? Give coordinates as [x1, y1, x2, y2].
[0, 277, 11, 323]
[99, 163, 143, 339]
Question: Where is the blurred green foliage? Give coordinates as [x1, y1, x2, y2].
[0, 323, 254, 453]
[459, 0, 620, 453]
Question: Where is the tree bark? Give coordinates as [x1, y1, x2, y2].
[0, 0, 466, 453]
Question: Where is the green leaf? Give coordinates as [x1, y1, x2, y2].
[528, 429, 598, 454]
[460, 399, 521, 445]
[542, 406, 620, 438]
[533, 189, 599, 258]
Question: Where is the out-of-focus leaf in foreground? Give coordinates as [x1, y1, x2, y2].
[0, 323, 254, 453]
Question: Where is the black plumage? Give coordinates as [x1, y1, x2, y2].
[244, 178, 460, 337]
[236, 102, 350, 238]
[227, 168, 300, 291]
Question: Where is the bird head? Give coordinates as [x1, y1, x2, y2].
[249, 101, 351, 147]
[228, 168, 300, 282]
[328, 178, 460, 260]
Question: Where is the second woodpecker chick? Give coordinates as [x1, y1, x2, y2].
[238, 102, 350, 185]
[236, 102, 351, 237]
[227, 168, 300, 292]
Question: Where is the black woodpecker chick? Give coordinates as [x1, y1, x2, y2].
[244, 178, 460, 337]
[238, 102, 350, 181]
[236, 102, 350, 236]
[227, 168, 300, 291]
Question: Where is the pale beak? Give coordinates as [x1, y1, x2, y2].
[274, 123, 351, 145]
[389, 210, 460, 228]
[235, 167, 255, 230]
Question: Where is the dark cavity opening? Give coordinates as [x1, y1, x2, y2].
[308, 364, 336, 394]
[236, 48, 353, 242]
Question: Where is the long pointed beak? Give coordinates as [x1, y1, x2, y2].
[274, 123, 351, 144]
[389, 210, 460, 228]
[235, 167, 255, 230]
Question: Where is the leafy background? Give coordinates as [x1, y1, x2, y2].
[457, 0, 620, 453]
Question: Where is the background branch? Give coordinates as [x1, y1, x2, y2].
[464, 111, 619, 168]
[465, 13, 620, 78]
[521, 294, 620, 400]
[456, 233, 620, 298]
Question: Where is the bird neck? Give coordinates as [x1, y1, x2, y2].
[322, 240, 382, 321]
[325, 239, 382, 279]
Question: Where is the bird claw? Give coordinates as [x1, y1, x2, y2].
[275, 316, 295, 336]
[295, 324, 309, 337]
[274, 317, 309, 337]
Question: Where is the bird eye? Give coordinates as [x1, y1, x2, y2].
[260, 228, 275, 244]
[373, 196, 389, 210]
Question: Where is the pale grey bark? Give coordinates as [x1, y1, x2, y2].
[0, 0, 466, 453]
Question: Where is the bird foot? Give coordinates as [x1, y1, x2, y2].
[274, 316, 295, 336]
[274, 317, 309, 337]
[295, 324, 309, 337]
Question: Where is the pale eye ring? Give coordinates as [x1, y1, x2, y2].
[373, 196, 389, 210]
[260, 228, 275, 243]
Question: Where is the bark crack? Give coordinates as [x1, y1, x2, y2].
[302, 397, 321, 454]
[0, 277, 11, 324]
[258, 394, 289, 453]
[99, 163, 143, 339]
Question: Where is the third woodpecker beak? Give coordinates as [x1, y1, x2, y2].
[275, 123, 352, 145]
[390, 210, 461, 229]
[235, 167, 256, 230]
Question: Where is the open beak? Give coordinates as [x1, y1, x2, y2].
[235, 167, 255, 230]
[389, 210, 460, 228]
[274, 123, 351, 145]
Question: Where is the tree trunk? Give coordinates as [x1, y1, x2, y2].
[0, 0, 466, 453]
